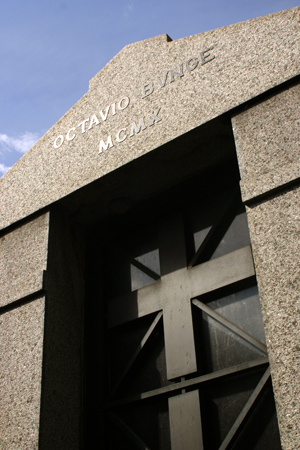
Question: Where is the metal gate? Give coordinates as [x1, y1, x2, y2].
[99, 183, 281, 449]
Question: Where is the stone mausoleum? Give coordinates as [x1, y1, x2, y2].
[1, 7, 300, 450]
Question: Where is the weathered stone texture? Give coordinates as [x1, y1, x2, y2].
[0, 297, 45, 450]
[0, 213, 49, 307]
[0, 7, 299, 450]
[232, 83, 300, 202]
[0, 7, 299, 230]
[246, 186, 300, 450]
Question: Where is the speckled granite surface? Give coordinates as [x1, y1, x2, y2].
[232, 83, 300, 202]
[246, 187, 300, 450]
[0, 213, 49, 307]
[0, 297, 45, 450]
[0, 7, 299, 230]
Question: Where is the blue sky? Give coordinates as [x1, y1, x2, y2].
[1, 0, 299, 175]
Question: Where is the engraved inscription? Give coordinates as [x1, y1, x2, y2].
[53, 96, 130, 148]
[53, 45, 216, 153]
[141, 46, 215, 98]
[99, 108, 162, 153]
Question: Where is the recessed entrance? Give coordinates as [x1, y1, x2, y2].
[84, 161, 282, 449]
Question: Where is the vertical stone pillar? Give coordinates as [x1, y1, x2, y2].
[0, 213, 49, 450]
[0, 210, 85, 450]
[232, 82, 300, 450]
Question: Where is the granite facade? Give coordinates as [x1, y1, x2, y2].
[231, 56, 300, 449]
[1, 7, 300, 450]
[0, 213, 49, 307]
[232, 82, 300, 202]
[245, 188, 300, 450]
[0, 297, 45, 450]
[0, 7, 299, 230]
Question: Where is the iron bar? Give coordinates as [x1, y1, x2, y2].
[218, 367, 271, 450]
[107, 412, 152, 450]
[188, 188, 240, 268]
[110, 244, 160, 281]
[109, 310, 163, 399]
[106, 357, 268, 410]
[192, 298, 267, 353]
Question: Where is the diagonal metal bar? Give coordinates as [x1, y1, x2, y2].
[188, 188, 240, 268]
[218, 367, 271, 450]
[192, 298, 267, 353]
[110, 244, 160, 281]
[109, 310, 163, 399]
[107, 412, 152, 450]
[108, 246, 255, 329]
[106, 356, 269, 410]
[130, 256, 161, 281]
[108, 245, 255, 379]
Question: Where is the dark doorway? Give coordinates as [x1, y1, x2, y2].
[84, 160, 281, 450]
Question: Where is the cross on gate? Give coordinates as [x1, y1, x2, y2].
[106, 209, 271, 450]
[107, 214, 255, 381]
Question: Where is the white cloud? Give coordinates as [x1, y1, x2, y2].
[0, 131, 40, 155]
[124, 2, 134, 18]
[0, 163, 11, 176]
